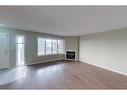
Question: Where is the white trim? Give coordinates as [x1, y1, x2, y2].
[7, 33, 10, 68]
[79, 60, 127, 76]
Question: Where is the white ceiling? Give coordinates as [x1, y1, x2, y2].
[0, 6, 127, 36]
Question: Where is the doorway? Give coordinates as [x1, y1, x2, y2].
[16, 35, 25, 66]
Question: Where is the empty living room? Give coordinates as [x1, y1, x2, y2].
[1, 1, 127, 94]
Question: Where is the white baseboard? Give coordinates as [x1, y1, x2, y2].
[27, 58, 64, 66]
[79, 60, 127, 76]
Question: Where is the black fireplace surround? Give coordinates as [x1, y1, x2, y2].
[66, 51, 75, 59]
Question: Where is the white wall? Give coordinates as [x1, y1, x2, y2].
[64, 36, 79, 60]
[79, 28, 127, 75]
[0, 27, 64, 68]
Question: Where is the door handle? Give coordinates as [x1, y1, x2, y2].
[5, 50, 7, 54]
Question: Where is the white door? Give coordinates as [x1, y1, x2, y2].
[0, 32, 9, 69]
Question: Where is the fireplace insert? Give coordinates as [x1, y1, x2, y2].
[66, 51, 75, 59]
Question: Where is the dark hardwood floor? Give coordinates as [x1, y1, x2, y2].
[0, 60, 127, 89]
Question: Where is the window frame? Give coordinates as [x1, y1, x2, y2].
[45, 37, 52, 55]
[52, 39, 58, 54]
[37, 37, 46, 56]
[57, 39, 65, 54]
[37, 36, 65, 56]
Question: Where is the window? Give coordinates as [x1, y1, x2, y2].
[46, 38, 52, 55]
[37, 37, 64, 56]
[52, 39, 57, 54]
[16, 35, 25, 66]
[38, 37, 45, 56]
[58, 39, 64, 54]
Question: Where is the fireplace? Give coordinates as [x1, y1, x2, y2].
[66, 51, 75, 60]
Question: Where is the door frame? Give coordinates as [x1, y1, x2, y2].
[15, 34, 25, 66]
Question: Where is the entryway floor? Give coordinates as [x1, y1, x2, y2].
[0, 66, 26, 85]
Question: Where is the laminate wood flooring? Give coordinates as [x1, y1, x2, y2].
[0, 60, 127, 89]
